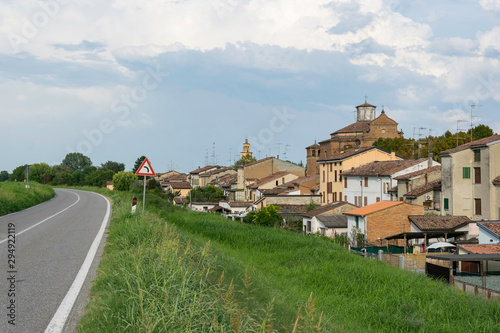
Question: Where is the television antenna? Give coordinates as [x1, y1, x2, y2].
[456, 119, 468, 147]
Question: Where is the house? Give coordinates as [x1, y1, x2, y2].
[246, 171, 299, 202]
[254, 194, 322, 212]
[219, 201, 254, 214]
[306, 102, 404, 176]
[228, 157, 305, 201]
[302, 202, 358, 236]
[317, 146, 402, 205]
[439, 134, 500, 220]
[275, 175, 319, 195]
[163, 181, 192, 198]
[342, 158, 439, 207]
[173, 197, 186, 206]
[188, 165, 220, 188]
[457, 244, 500, 273]
[403, 179, 442, 211]
[477, 221, 500, 244]
[393, 165, 442, 206]
[344, 201, 424, 246]
[199, 167, 236, 187]
[407, 215, 472, 251]
[106, 181, 114, 191]
[190, 202, 218, 212]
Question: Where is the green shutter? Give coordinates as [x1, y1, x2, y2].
[444, 198, 449, 210]
[463, 167, 470, 179]
[355, 216, 359, 228]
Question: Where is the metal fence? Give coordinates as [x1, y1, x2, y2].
[452, 277, 500, 299]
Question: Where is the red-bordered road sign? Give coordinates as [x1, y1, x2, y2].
[135, 158, 156, 176]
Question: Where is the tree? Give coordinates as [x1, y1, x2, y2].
[113, 171, 138, 191]
[51, 172, 73, 186]
[30, 163, 54, 183]
[100, 161, 125, 173]
[11, 165, 27, 182]
[133, 156, 147, 173]
[187, 185, 225, 203]
[233, 155, 257, 169]
[84, 170, 115, 187]
[469, 124, 494, 141]
[62, 153, 92, 172]
[0, 171, 9, 181]
[245, 205, 283, 227]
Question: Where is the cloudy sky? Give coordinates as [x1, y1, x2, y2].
[1, 0, 499, 174]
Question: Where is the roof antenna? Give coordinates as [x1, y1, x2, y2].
[364, 95, 368, 103]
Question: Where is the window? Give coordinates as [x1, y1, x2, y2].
[364, 197, 368, 206]
[312, 150, 316, 156]
[463, 167, 471, 179]
[364, 177, 368, 187]
[327, 182, 332, 193]
[276, 180, 279, 186]
[339, 192, 342, 201]
[323, 171, 325, 182]
[475, 198, 482, 215]
[344, 177, 348, 188]
[355, 216, 359, 228]
[282, 177, 285, 184]
[474, 149, 481, 162]
[339, 170, 342, 182]
[330, 164, 332, 172]
[333, 192, 337, 202]
[322, 192, 325, 203]
[383, 183, 389, 194]
[335, 170, 338, 182]
[376, 197, 380, 202]
[474, 167, 481, 184]
[444, 198, 449, 210]
[317, 150, 320, 156]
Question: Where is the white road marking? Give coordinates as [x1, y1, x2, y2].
[0, 190, 80, 245]
[44, 191, 111, 333]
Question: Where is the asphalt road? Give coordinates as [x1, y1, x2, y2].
[0, 188, 111, 333]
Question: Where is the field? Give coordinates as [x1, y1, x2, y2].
[0, 182, 55, 216]
[79, 190, 500, 332]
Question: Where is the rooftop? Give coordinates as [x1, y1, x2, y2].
[317, 146, 388, 162]
[343, 201, 404, 217]
[408, 215, 471, 231]
[247, 171, 293, 189]
[190, 165, 219, 174]
[393, 165, 441, 180]
[342, 159, 427, 177]
[331, 121, 371, 136]
[302, 202, 354, 218]
[459, 244, 500, 254]
[403, 179, 441, 198]
[316, 215, 348, 228]
[478, 222, 500, 237]
[439, 134, 500, 155]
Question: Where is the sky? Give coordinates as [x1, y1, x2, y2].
[1, 0, 500, 174]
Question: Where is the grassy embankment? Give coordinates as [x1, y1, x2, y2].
[0, 182, 55, 216]
[80, 190, 500, 332]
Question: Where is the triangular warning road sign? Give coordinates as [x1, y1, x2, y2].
[135, 158, 156, 176]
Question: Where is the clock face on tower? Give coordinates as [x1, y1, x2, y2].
[381, 129, 386, 134]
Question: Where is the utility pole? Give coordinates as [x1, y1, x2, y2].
[416, 127, 426, 158]
[456, 119, 468, 147]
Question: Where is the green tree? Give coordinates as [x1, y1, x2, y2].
[100, 161, 125, 173]
[133, 156, 147, 173]
[0, 171, 9, 181]
[233, 154, 257, 169]
[11, 165, 27, 182]
[85, 170, 115, 187]
[113, 171, 138, 191]
[62, 152, 92, 172]
[187, 185, 225, 203]
[468, 124, 494, 141]
[245, 205, 283, 227]
[51, 172, 73, 186]
[30, 163, 54, 183]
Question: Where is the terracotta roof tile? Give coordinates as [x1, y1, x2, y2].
[316, 215, 348, 228]
[190, 165, 219, 174]
[276, 175, 318, 188]
[242, 157, 274, 168]
[317, 146, 383, 162]
[169, 181, 192, 189]
[403, 179, 441, 198]
[393, 166, 441, 180]
[460, 244, 500, 254]
[408, 215, 471, 231]
[331, 121, 371, 136]
[478, 222, 500, 237]
[302, 202, 354, 218]
[277, 205, 309, 213]
[439, 134, 500, 155]
[343, 201, 404, 217]
[247, 171, 292, 189]
[343, 159, 427, 177]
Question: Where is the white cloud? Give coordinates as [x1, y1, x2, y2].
[480, 0, 500, 12]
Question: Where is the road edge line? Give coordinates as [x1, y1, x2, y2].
[44, 191, 111, 333]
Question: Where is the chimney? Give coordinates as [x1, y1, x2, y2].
[390, 151, 396, 160]
[428, 153, 433, 167]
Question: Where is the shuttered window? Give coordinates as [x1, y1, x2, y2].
[463, 167, 471, 179]
[475, 198, 482, 215]
[444, 198, 449, 210]
[474, 167, 481, 184]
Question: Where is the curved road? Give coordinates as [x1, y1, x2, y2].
[0, 189, 111, 333]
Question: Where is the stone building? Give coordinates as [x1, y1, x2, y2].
[306, 102, 404, 176]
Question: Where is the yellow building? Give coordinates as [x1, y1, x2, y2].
[317, 147, 401, 205]
[241, 139, 252, 159]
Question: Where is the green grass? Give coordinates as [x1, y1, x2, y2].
[79, 190, 500, 332]
[0, 182, 55, 216]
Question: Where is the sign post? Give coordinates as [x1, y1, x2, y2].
[24, 165, 31, 189]
[135, 157, 156, 215]
[132, 197, 137, 214]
